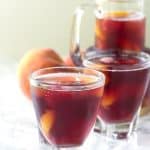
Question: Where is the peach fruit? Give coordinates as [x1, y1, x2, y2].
[17, 48, 65, 99]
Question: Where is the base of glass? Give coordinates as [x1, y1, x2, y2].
[55, 142, 84, 149]
[39, 142, 83, 150]
[38, 128, 84, 149]
[96, 117, 106, 133]
[38, 128, 49, 144]
[105, 121, 136, 140]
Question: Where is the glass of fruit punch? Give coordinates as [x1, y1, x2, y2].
[83, 50, 150, 140]
[30, 67, 105, 149]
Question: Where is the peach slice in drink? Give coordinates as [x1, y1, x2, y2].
[40, 110, 55, 135]
[101, 94, 115, 108]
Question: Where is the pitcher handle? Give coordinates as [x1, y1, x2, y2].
[70, 3, 96, 66]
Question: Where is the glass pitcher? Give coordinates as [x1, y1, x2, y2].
[70, 0, 145, 66]
[70, 0, 150, 116]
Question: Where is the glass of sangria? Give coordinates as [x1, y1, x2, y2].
[83, 50, 150, 139]
[29, 67, 105, 149]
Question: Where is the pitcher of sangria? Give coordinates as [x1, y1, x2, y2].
[70, 0, 150, 114]
[70, 0, 145, 65]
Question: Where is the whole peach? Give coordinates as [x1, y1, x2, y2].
[17, 48, 65, 100]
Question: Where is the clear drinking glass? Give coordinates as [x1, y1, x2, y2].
[83, 50, 150, 140]
[29, 67, 105, 149]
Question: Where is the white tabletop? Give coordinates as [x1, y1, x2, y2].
[0, 65, 150, 150]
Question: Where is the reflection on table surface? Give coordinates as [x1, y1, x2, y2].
[0, 65, 150, 150]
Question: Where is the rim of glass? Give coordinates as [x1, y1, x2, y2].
[83, 51, 150, 72]
[30, 66, 105, 91]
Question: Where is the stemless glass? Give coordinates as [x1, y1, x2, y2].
[29, 67, 105, 149]
[83, 51, 150, 140]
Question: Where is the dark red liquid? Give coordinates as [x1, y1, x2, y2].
[86, 54, 150, 124]
[95, 11, 145, 51]
[31, 73, 104, 147]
